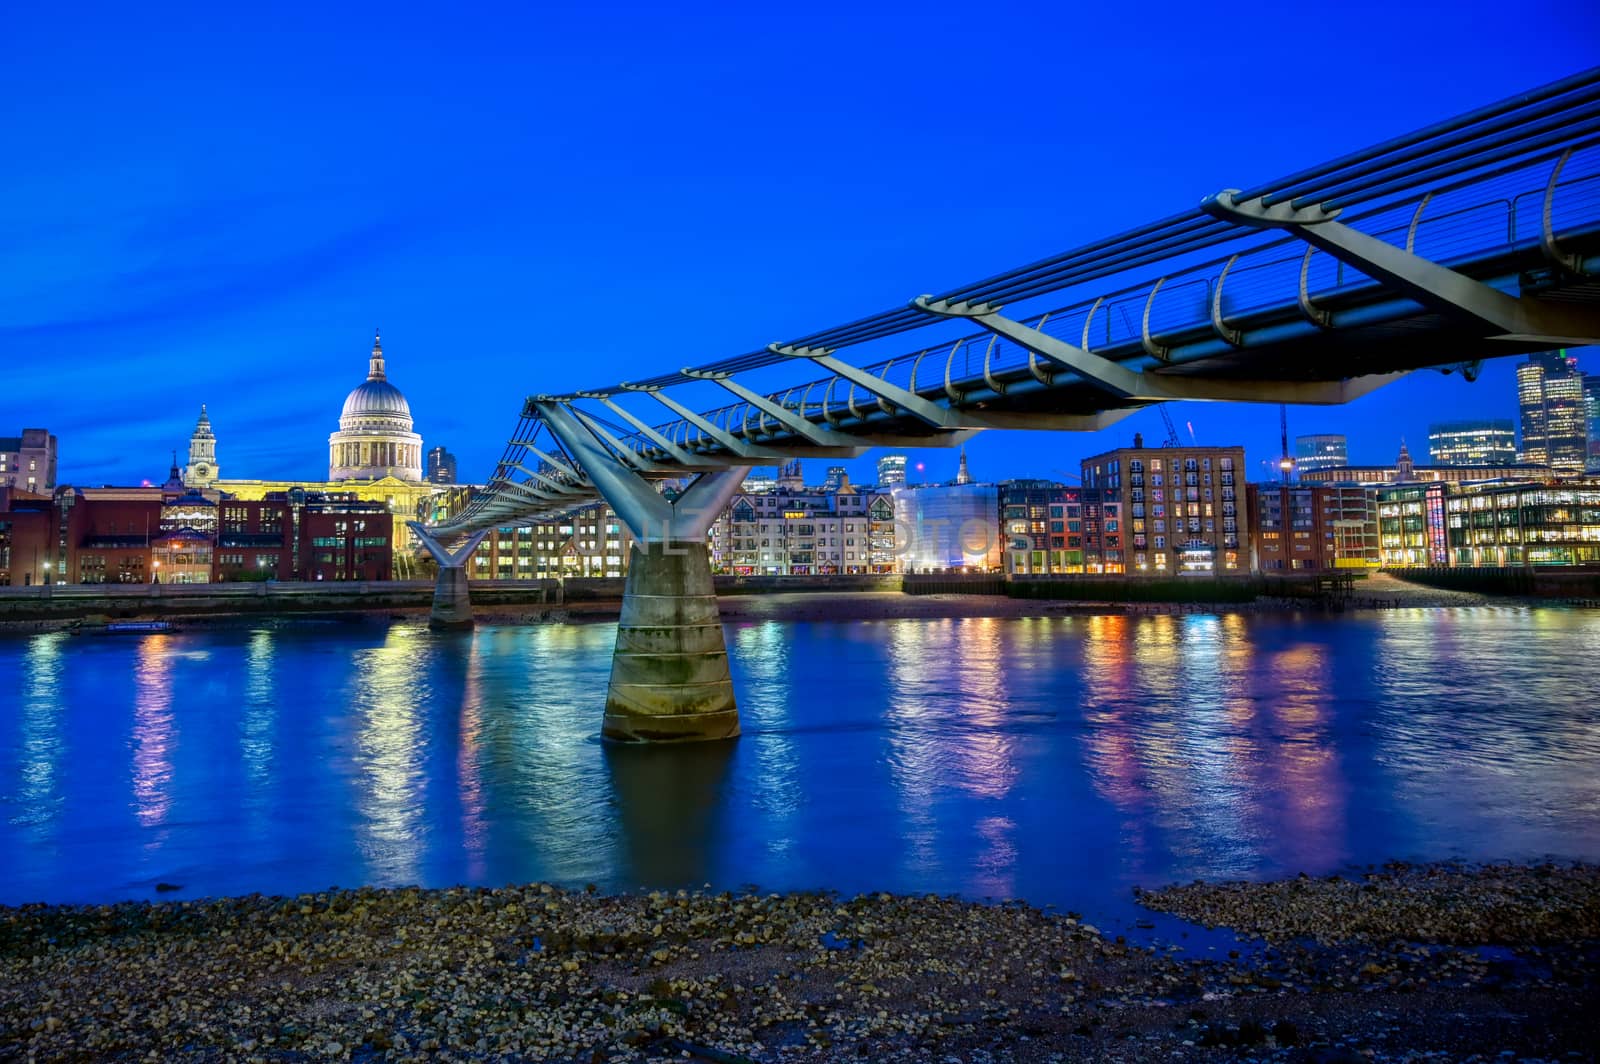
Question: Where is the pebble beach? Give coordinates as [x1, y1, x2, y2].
[3, 862, 1595, 1062]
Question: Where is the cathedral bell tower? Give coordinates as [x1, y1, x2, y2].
[183, 404, 219, 489]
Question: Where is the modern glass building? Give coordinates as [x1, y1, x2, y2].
[1427, 420, 1517, 466]
[876, 454, 907, 488]
[425, 446, 458, 484]
[1585, 373, 1600, 470]
[891, 483, 1000, 571]
[1443, 485, 1600, 567]
[1517, 352, 1588, 474]
[1293, 434, 1349, 474]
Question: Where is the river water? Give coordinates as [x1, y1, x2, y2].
[3, 609, 1598, 928]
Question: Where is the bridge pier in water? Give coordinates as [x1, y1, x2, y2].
[536, 400, 753, 743]
[407, 523, 489, 630]
[605, 538, 739, 742]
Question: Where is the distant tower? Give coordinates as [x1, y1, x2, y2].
[1516, 351, 1586, 473]
[426, 446, 458, 484]
[876, 454, 907, 487]
[776, 459, 804, 492]
[954, 446, 972, 485]
[1395, 438, 1415, 482]
[163, 451, 185, 494]
[183, 404, 219, 488]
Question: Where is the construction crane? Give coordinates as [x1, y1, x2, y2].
[1158, 405, 1182, 448]
[1278, 404, 1293, 485]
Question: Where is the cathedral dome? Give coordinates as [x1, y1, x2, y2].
[341, 378, 412, 422]
[328, 330, 424, 483]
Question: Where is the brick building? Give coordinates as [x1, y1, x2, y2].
[0, 485, 392, 584]
[1081, 434, 1249, 576]
[1248, 483, 1380, 571]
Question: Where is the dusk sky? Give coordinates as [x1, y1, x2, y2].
[5, 3, 1598, 489]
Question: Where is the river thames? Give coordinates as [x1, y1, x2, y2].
[3, 609, 1598, 925]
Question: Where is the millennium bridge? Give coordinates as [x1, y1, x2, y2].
[412, 68, 1600, 743]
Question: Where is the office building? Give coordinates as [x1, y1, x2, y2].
[1442, 483, 1600, 567]
[426, 446, 459, 484]
[1302, 438, 1547, 486]
[1293, 434, 1349, 475]
[876, 454, 907, 488]
[1428, 419, 1517, 466]
[1586, 374, 1600, 470]
[1517, 351, 1588, 474]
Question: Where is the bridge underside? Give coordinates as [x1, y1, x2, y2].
[417, 74, 1600, 742]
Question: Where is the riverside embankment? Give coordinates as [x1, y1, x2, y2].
[1, 570, 1567, 632]
[1, 863, 1594, 1062]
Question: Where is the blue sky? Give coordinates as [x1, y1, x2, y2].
[4, 1, 1597, 488]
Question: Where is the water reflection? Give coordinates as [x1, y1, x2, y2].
[241, 630, 275, 802]
[131, 636, 176, 833]
[604, 740, 735, 887]
[14, 633, 66, 836]
[3, 611, 1599, 920]
[351, 627, 428, 882]
[456, 634, 488, 881]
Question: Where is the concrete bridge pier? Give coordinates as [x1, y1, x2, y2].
[606, 536, 740, 742]
[535, 400, 754, 743]
[407, 523, 489, 630]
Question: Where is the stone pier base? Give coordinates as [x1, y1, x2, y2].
[430, 566, 475, 630]
[604, 541, 740, 743]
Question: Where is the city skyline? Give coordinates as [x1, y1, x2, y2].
[5, 5, 1598, 490]
[21, 346, 1589, 492]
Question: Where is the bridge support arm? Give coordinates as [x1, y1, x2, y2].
[1202, 189, 1600, 345]
[912, 297, 1406, 405]
[406, 523, 489, 630]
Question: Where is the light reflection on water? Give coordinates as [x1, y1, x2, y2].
[2, 609, 1598, 925]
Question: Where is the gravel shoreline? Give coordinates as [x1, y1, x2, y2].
[3, 863, 1595, 1062]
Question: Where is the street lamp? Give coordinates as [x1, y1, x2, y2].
[42, 560, 51, 586]
[152, 560, 161, 584]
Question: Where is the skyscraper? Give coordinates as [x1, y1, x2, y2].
[1517, 351, 1587, 474]
[1293, 434, 1349, 475]
[1585, 374, 1600, 471]
[823, 466, 847, 492]
[1427, 419, 1517, 466]
[426, 446, 458, 484]
[876, 454, 907, 487]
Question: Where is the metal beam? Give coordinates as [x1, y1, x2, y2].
[581, 393, 732, 468]
[1201, 189, 1600, 345]
[680, 367, 847, 447]
[406, 524, 488, 569]
[768, 342, 974, 430]
[534, 400, 674, 541]
[566, 405, 683, 473]
[619, 383, 839, 460]
[912, 296, 1408, 405]
[507, 464, 586, 494]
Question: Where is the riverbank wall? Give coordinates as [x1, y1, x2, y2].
[1391, 566, 1600, 599]
[0, 574, 902, 624]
